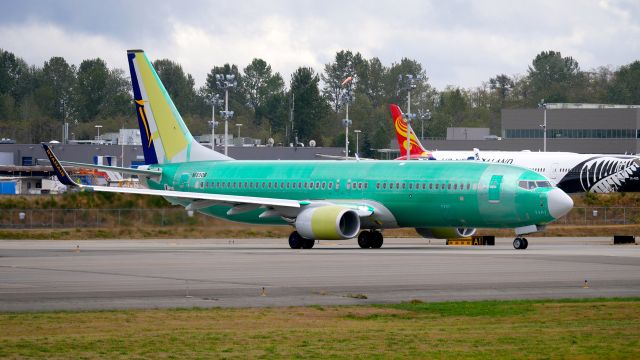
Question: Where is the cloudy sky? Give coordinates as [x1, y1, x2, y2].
[1, 0, 639, 90]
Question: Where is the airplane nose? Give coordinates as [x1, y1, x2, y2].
[547, 188, 573, 219]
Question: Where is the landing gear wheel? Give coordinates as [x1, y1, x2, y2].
[358, 231, 372, 248]
[302, 238, 315, 249]
[513, 237, 528, 250]
[370, 231, 384, 249]
[289, 231, 304, 249]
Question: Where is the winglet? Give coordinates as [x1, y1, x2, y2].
[41, 143, 80, 187]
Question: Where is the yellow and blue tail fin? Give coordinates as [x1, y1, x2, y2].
[127, 50, 231, 164]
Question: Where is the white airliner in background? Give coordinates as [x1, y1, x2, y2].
[391, 104, 640, 193]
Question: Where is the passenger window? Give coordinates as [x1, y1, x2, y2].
[329, 182, 333, 189]
[383, 183, 387, 189]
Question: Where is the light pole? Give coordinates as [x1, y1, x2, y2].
[235, 123, 242, 144]
[398, 74, 420, 160]
[419, 109, 431, 140]
[209, 94, 222, 150]
[341, 76, 354, 160]
[538, 99, 547, 152]
[215, 74, 237, 156]
[94, 125, 102, 143]
[354, 129, 361, 155]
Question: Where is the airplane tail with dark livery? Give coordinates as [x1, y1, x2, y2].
[390, 104, 432, 160]
[127, 50, 232, 164]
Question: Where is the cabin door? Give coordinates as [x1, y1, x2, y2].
[551, 162, 559, 180]
[488, 175, 503, 203]
[176, 173, 190, 190]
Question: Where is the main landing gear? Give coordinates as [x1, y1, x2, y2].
[358, 231, 384, 249]
[513, 237, 529, 250]
[289, 231, 315, 249]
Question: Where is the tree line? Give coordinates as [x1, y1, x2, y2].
[1, 48, 638, 157]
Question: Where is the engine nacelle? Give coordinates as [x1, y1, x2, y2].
[415, 227, 477, 239]
[295, 206, 360, 240]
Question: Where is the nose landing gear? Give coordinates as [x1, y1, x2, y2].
[513, 237, 529, 250]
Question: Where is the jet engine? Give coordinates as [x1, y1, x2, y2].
[295, 206, 360, 240]
[415, 227, 477, 239]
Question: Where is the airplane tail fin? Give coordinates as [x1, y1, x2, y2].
[389, 104, 430, 159]
[127, 50, 232, 164]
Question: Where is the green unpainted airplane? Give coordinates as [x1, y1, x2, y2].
[42, 49, 573, 250]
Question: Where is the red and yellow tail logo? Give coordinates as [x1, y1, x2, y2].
[389, 104, 430, 159]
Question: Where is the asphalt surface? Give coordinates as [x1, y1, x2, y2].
[1, 237, 639, 312]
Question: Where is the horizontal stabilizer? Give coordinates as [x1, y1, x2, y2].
[58, 160, 162, 177]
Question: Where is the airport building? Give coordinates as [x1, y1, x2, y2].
[0, 142, 345, 194]
[394, 104, 640, 155]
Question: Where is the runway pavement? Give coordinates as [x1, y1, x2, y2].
[1, 237, 639, 312]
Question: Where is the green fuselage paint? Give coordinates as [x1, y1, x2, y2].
[144, 159, 555, 229]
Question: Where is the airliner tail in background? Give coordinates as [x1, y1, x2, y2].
[390, 104, 433, 160]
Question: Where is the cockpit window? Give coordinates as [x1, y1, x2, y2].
[536, 181, 553, 188]
[519, 180, 553, 190]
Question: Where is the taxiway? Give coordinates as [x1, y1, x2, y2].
[1, 237, 639, 312]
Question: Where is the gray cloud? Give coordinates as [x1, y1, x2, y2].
[1, 0, 638, 90]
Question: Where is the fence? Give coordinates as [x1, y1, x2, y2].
[0, 206, 639, 229]
[0, 208, 213, 229]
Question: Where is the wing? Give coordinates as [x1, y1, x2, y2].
[41, 144, 382, 219]
[42, 143, 301, 210]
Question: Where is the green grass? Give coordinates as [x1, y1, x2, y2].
[1, 298, 639, 359]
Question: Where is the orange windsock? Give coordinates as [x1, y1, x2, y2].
[341, 76, 353, 87]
